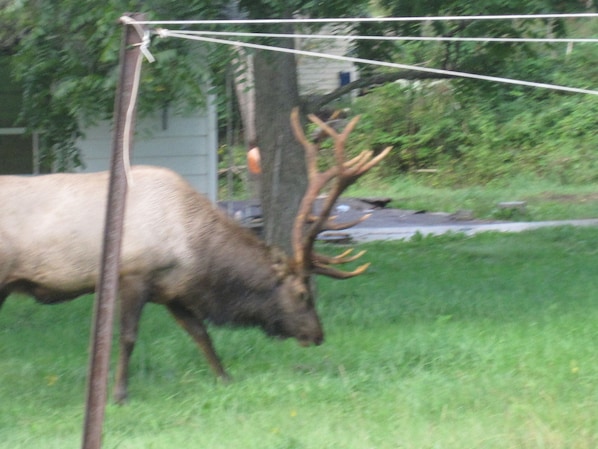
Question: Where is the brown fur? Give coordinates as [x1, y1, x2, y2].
[0, 166, 323, 403]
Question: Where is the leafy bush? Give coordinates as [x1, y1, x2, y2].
[346, 16, 598, 189]
[351, 81, 464, 174]
[350, 79, 598, 187]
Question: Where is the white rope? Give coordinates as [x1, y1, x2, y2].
[169, 29, 598, 44]
[137, 12, 598, 25]
[156, 28, 598, 96]
[119, 16, 156, 63]
[118, 16, 156, 186]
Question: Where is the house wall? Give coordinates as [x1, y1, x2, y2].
[296, 27, 357, 97]
[1, 55, 218, 201]
[77, 101, 218, 202]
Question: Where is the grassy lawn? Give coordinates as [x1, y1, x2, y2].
[1, 226, 598, 448]
[348, 174, 598, 222]
[224, 171, 598, 221]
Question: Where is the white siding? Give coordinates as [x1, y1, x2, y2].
[296, 27, 357, 96]
[77, 100, 218, 202]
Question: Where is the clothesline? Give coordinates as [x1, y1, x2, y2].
[169, 29, 598, 45]
[155, 28, 598, 96]
[135, 12, 598, 25]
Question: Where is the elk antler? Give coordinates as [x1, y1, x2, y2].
[290, 107, 392, 279]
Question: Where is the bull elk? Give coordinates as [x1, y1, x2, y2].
[0, 108, 390, 403]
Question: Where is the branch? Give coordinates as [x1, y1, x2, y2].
[303, 70, 455, 112]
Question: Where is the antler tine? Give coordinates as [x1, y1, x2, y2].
[344, 150, 372, 168]
[354, 146, 393, 176]
[320, 213, 371, 232]
[343, 146, 392, 180]
[307, 113, 361, 167]
[307, 113, 361, 140]
[313, 262, 371, 280]
[290, 108, 317, 178]
[313, 249, 367, 265]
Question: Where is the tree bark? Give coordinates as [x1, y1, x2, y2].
[233, 49, 256, 146]
[253, 37, 306, 255]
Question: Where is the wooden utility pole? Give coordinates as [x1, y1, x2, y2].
[81, 13, 146, 449]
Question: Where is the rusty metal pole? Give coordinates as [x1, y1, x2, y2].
[81, 13, 145, 449]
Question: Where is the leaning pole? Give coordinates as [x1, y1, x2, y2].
[81, 13, 146, 449]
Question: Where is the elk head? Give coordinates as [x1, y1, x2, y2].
[248, 109, 390, 350]
[290, 107, 392, 280]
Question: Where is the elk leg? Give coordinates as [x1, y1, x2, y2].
[113, 277, 147, 404]
[166, 302, 230, 381]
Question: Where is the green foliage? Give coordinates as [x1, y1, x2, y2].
[350, 29, 598, 187]
[444, 94, 598, 186]
[3, 227, 598, 447]
[5, 0, 371, 170]
[238, 0, 367, 20]
[348, 172, 598, 222]
[6, 0, 229, 170]
[5, 0, 594, 180]
[351, 81, 463, 173]
[217, 144, 252, 199]
[367, 0, 574, 75]
[344, 1, 597, 188]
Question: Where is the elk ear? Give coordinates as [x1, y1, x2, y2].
[269, 247, 291, 280]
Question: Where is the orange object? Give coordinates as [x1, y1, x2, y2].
[247, 146, 261, 174]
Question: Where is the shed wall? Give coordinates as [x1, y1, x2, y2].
[78, 101, 218, 202]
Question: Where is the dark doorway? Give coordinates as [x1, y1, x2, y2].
[0, 56, 34, 174]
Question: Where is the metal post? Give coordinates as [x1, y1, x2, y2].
[81, 13, 145, 449]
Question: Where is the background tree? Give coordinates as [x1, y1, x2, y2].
[237, 0, 370, 253]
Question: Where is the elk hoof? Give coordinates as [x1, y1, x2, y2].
[113, 388, 128, 405]
[216, 372, 232, 385]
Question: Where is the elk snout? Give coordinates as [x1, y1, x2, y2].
[297, 327, 324, 347]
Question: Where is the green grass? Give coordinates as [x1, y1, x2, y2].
[221, 169, 598, 220]
[350, 173, 598, 222]
[2, 227, 598, 448]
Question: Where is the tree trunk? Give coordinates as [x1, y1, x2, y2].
[232, 50, 260, 199]
[253, 37, 306, 255]
[233, 49, 256, 146]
